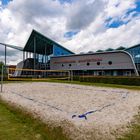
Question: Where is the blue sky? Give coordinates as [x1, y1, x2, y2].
[58, 0, 73, 4]
[64, 0, 140, 37]
[64, 31, 79, 39]
[1, 0, 11, 5]
[1, 0, 140, 39]
[1, 0, 72, 5]
[107, 1, 140, 28]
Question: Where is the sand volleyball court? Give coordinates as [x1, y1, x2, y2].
[1, 82, 140, 140]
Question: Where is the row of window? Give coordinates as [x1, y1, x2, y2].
[61, 61, 112, 67]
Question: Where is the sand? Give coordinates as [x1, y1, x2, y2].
[0, 82, 140, 140]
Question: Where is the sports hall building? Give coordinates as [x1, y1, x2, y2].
[2, 30, 140, 76]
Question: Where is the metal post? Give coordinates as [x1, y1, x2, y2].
[1, 65, 3, 92]
[4, 45, 7, 75]
[45, 47, 47, 70]
[5, 45, 6, 67]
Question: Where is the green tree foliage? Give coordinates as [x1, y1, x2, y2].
[116, 46, 126, 50]
[96, 49, 104, 52]
[0, 62, 4, 74]
[105, 48, 114, 51]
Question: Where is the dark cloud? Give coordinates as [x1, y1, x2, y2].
[66, 0, 104, 30]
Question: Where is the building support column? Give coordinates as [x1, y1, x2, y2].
[44, 47, 47, 77]
[26, 51, 27, 59]
[37, 54, 39, 62]
[23, 51, 25, 61]
[45, 47, 47, 70]
[42, 55, 43, 63]
[34, 37, 36, 77]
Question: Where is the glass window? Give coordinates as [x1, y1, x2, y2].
[87, 62, 90, 66]
[97, 62, 100, 65]
[108, 61, 112, 65]
[135, 54, 140, 58]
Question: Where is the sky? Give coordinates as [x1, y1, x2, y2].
[0, 0, 140, 64]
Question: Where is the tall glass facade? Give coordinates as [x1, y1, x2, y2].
[125, 44, 140, 73]
[53, 44, 74, 56]
[125, 45, 140, 63]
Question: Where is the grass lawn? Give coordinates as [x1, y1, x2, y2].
[61, 80, 140, 90]
[117, 109, 140, 140]
[4, 79, 140, 90]
[0, 99, 68, 140]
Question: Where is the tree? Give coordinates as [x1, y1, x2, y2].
[96, 50, 104, 52]
[116, 46, 126, 50]
[105, 48, 114, 51]
[0, 62, 4, 74]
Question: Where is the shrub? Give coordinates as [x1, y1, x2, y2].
[75, 76, 140, 86]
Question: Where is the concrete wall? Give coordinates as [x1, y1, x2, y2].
[50, 51, 135, 71]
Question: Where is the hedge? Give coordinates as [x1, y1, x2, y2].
[73, 76, 140, 86]
[0, 75, 8, 81]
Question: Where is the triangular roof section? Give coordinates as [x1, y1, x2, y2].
[24, 29, 74, 55]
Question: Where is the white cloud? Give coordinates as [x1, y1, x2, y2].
[0, 0, 139, 64]
[64, 15, 140, 53]
[105, 0, 136, 18]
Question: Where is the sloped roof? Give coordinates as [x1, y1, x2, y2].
[24, 30, 74, 55]
[125, 44, 140, 51]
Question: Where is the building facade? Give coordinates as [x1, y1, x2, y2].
[5, 30, 139, 77]
[50, 51, 139, 76]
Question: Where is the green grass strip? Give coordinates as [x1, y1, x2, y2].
[117, 108, 140, 140]
[4, 79, 140, 90]
[0, 98, 69, 140]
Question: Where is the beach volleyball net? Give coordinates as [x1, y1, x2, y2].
[8, 68, 71, 81]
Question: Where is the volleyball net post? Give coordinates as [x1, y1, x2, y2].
[1, 65, 3, 92]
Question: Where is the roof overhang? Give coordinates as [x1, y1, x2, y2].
[0, 43, 23, 51]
